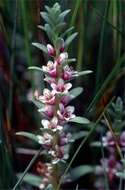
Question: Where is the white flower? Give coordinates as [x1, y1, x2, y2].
[42, 117, 63, 132]
[37, 133, 53, 145]
[51, 79, 72, 94]
[57, 103, 75, 122]
[42, 61, 57, 77]
[57, 52, 68, 64]
[47, 44, 55, 56]
[38, 89, 55, 105]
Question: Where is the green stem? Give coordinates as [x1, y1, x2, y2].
[12, 147, 42, 190]
[95, 0, 110, 93]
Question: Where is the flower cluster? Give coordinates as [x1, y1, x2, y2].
[94, 131, 125, 190]
[35, 42, 76, 188]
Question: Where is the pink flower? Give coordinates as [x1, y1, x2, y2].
[41, 117, 63, 132]
[120, 131, 125, 147]
[62, 65, 78, 80]
[51, 79, 72, 94]
[57, 52, 68, 64]
[61, 95, 71, 105]
[49, 146, 65, 164]
[37, 133, 53, 146]
[58, 133, 73, 146]
[102, 131, 115, 147]
[101, 155, 121, 182]
[42, 61, 57, 77]
[41, 105, 54, 118]
[47, 44, 56, 56]
[37, 89, 55, 105]
[57, 103, 75, 122]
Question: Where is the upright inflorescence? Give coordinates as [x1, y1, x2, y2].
[25, 3, 91, 189]
[34, 40, 77, 189]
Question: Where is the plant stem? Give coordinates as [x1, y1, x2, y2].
[103, 113, 123, 159]
[12, 147, 42, 190]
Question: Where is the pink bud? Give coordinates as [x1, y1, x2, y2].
[47, 44, 56, 56]
[60, 46, 65, 53]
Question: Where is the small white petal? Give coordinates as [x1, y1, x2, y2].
[41, 119, 49, 128]
[65, 83, 72, 90]
[66, 106, 75, 113]
[51, 83, 57, 90]
[52, 116, 58, 125]
[58, 78, 64, 85]
[42, 66, 48, 72]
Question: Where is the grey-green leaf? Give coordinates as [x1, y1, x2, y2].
[59, 9, 71, 22]
[65, 32, 78, 48]
[75, 70, 93, 77]
[116, 172, 125, 179]
[73, 131, 89, 140]
[17, 173, 42, 187]
[70, 117, 90, 124]
[32, 43, 47, 53]
[69, 87, 83, 101]
[70, 165, 94, 181]
[28, 66, 44, 72]
[16, 132, 37, 142]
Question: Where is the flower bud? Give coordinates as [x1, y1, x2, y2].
[47, 44, 56, 56]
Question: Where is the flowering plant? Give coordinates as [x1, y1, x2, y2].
[14, 3, 92, 190]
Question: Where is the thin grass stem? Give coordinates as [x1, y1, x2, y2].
[12, 147, 42, 190]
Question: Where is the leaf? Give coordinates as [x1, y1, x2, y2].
[72, 131, 89, 140]
[70, 117, 90, 124]
[37, 25, 45, 31]
[69, 87, 83, 101]
[45, 184, 54, 190]
[116, 172, 125, 179]
[17, 173, 42, 187]
[55, 38, 64, 50]
[91, 141, 102, 147]
[16, 132, 38, 142]
[40, 12, 53, 27]
[55, 22, 66, 33]
[44, 24, 56, 42]
[67, 58, 76, 63]
[28, 66, 44, 72]
[31, 98, 44, 109]
[70, 165, 94, 181]
[65, 32, 78, 47]
[59, 10, 71, 22]
[61, 26, 74, 38]
[75, 70, 93, 77]
[32, 43, 47, 53]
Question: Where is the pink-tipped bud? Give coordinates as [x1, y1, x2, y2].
[47, 44, 56, 56]
[34, 90, 39, 99]
[57, 52, 68, 64]
[60, 46, 65, 53]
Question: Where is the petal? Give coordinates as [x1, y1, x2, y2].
[66, 106, 75, 113]
[59, 103, 64, 112]
[52, 116, 58, 125]
[57, 125, 63, 131]
[58, 78, 64, 85]
[43, 88, 50, 94]
[36, 135, 44, 144]
[57, 110, 64, 120]
[65, 83, 72, 90]
[42, 66, 48, 72]
[51, 83, 57, 90]
[41, 119, 50, 128]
